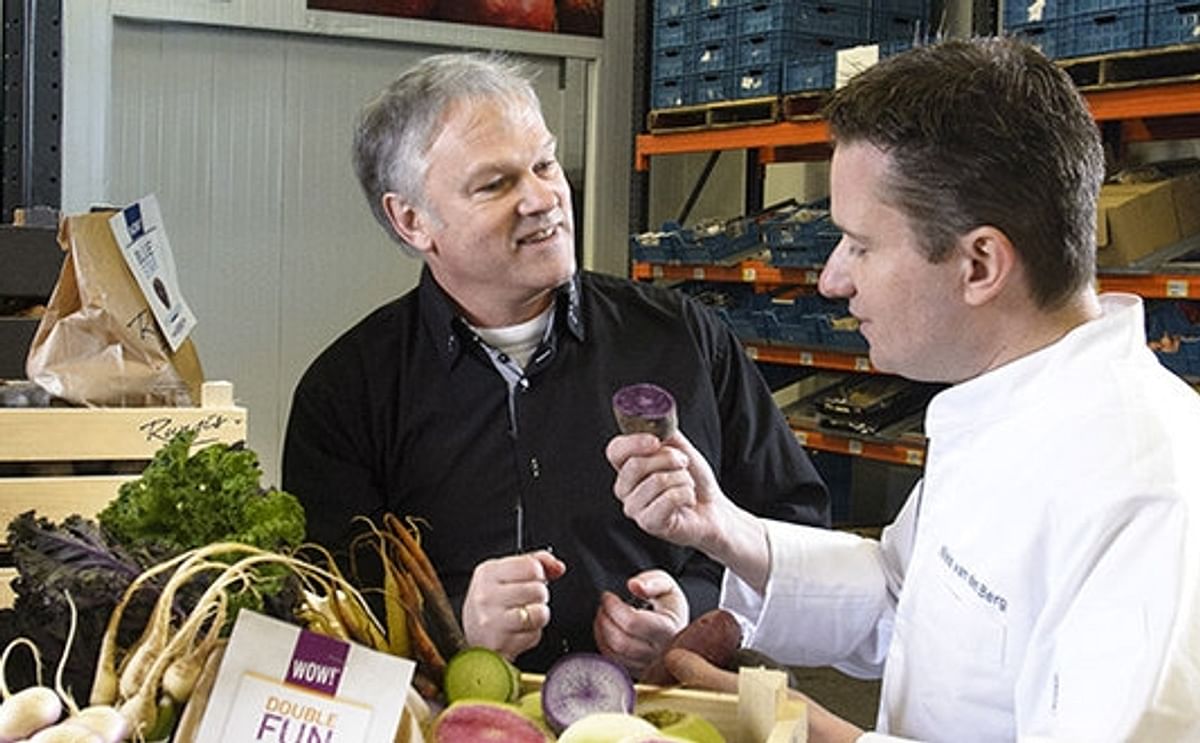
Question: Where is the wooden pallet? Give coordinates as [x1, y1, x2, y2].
[647, 95, 780, 133]
[782, 90, 831, 121]
[1060, 43, 1200, 89]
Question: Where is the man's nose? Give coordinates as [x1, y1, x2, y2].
[518, 174, 558, 215]
[817, 240, 853, 299]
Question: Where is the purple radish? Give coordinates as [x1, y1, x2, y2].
[540, 653, 636, 734]
[612, 383, 678, 440]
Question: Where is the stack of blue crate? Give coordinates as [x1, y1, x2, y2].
[1146, 300, 1200, 378]
[779, 0, 929, 95]
[770, 293, 868, 350]
[629, 214, 764, 264]
[652, 2, 695, 108]
[1147, 0, 1200, 47]
[678, 281, 777, 341]
[737, 0, 876, 99]
[761, 201, 843, 266]
[1004, 0, 1183, 58]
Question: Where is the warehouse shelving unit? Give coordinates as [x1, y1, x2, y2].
[633, 73, 1200, 472]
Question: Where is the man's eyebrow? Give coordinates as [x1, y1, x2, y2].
[831, 218, 860, 240]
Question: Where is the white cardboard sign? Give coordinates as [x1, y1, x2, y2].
[109, 194, 197, 352]
[193, 610, 416, 742]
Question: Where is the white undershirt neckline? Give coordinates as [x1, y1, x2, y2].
[469, 305, 553, 370]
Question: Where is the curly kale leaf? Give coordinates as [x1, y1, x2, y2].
[8, 511, 143, 611]
[97, 430, 306, 555]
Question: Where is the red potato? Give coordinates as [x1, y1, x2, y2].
[439, 0, 556, 31]
[639, 609, 742, 686]
[432, 701, 551, 742]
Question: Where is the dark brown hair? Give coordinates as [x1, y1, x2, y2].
[824, 37, 1104, 309]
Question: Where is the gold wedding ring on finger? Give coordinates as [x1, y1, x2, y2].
[517, 604, 532, 630]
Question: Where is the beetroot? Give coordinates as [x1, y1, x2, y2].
[431, 701, 551, 742]
[541, 652, 636, 734]
[612, 383, 678, 440]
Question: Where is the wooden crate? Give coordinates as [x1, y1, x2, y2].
[520, 667, 807, 743]
[0, 380, 247, 605]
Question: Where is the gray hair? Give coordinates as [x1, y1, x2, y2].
[353, 53, 543, 255]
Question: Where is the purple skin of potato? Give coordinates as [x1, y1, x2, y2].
[541, 652, 636, 734]
[612, 383, 678, 440]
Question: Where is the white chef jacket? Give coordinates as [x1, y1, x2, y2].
[721, 294, 1200, 742]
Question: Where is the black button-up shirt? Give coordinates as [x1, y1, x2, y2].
[283, 268, 828, 670]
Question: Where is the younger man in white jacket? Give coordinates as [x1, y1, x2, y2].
[607, 37, 1200, 742]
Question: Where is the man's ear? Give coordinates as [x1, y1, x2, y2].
[958, 226, 1016, 307]
[382, 192, 434, 254]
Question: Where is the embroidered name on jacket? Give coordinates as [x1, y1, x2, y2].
[939, 544, 1008, 613]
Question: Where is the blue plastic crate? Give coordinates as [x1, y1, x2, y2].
[1147, 0, 1200, 45]
[783, 53, 836, 91]
[690, 70, 737, 103]
[651, 76, 689, 108]
[820, 316, 870, 351]
[697, 7, 740, 41]
[694, 40, 736, 72]
[1066, 5, 1147, 56]
[800, 4, 872, 39]
[734, 63, 782, 98]
[1004, 0, 1070, 26]
[1007, 20, 1068, 58]
[653, 45, 692, 80]
[738, 31, 801, 67]
[876, 0, 930, 17]
[879, 38, 918, 56]
[873, 10, 930, 40]
[739, 1, 795, 33]
[718, 307, 776, 341]
[656, 0, 691, 20]
[654, 16, 695, 49]
[769, 241, 838, 266]
[1073, 0, 1146, 15]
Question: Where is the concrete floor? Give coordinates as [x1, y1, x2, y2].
[792, 666, 882, 730]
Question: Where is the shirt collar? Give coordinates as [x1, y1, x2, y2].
[421, 267, 585, 368]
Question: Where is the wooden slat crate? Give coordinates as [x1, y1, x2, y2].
[0, 380, 247, 605]
[519, 667, 807, 743]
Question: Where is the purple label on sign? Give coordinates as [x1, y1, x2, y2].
[285, 629, 350, 697]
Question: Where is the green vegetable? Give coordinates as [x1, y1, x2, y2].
[98, 430, 305, 558]
[443, 647, 520, 704]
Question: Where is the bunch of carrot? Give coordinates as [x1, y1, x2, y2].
[344, 514, 468, 699]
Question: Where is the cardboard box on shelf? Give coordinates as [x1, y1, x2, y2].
[1096, 167, 1200, 269]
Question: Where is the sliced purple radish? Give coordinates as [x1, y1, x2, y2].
[541, 652, 636, 734]
[613, 383, 678, 440]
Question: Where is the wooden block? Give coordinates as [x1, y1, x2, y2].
[740, 666, 790, 743]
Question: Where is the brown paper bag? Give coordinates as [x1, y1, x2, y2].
[25, 210, 204, 406]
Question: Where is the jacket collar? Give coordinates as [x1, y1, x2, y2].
[422, 267, 584, 369]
